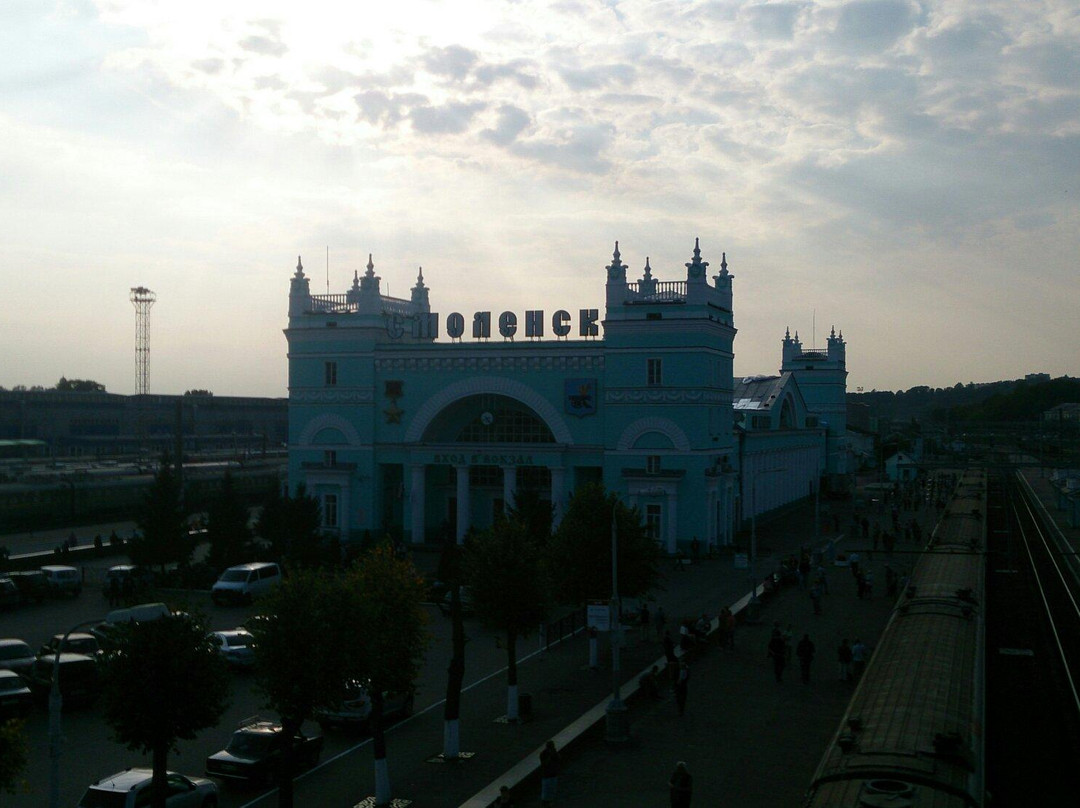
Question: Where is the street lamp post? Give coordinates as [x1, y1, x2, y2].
[50, 618, 103, 808]
[605, 497, 629, 743]
[748, 468, 787, 618]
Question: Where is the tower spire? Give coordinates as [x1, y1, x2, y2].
[294, 255, 305, 278]
[365, 253, 375, 277]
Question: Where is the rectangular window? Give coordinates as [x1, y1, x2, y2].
[646, 504, 662, 541]
[325, 361, 337, 386]
[324, 450, 337, 467]
[647, 358, 663, 386]
[323, 493, 338, 528]
[646, 455, 661, 474]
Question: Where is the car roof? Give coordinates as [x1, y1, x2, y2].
[90, 768, 156, 790]
[0, 639, 32, 650]
[51, 632, 96, 641]
[39, 652, 96, 664]
[40, 565, 78, 572]
[214, 629, 253, 639]
[225, 562, 278, 571]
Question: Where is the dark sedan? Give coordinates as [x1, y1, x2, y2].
[0, 669, 33, 719]
[205, 719, 323, 786]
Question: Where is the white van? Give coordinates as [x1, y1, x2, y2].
[211, 563, 281, 605]
[40, 565, 81, 597]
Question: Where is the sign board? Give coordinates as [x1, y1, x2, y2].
[587, 601, 610, 632]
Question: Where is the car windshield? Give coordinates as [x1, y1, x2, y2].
[225, 634, 251, 648]
[227, 732, 275, 757]
[0, 672, 24, 692]
[220, 570, 250, 583]
[78, 788, 128, 807]
[0, 644, 31, 660]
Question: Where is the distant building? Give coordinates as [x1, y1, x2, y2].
[0, 390, 287, 457]
[1044, 403, 1080, 423]
[884, 451, 918, 482]
[284, 242, 848, 550]
[1026, 373, 1051, 383]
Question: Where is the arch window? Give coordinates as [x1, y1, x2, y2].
[426, 394, 556, 444]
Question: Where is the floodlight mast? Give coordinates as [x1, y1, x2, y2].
[130, 286, 156, 395]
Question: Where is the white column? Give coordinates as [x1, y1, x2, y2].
[455, 464, 470, 544]
[666, 490, 678, 554]
[410, 464, 425, 544]
[550, 467, 566, 528]
[502, 466, 517, 512]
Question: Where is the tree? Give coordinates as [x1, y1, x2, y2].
[55, 377, 106, 392]
[0, 719, 27, 795]
[101, 612, 230, 808]
[256, 484, 327, 569]
[131, 454, 191, 573]
[464, 515, 551, 722]
[206, 471, 252, 570]
[183, 389, 213, 397]
[343, 546, 428, 805]
[250, 569, 351, 808]
[548, 482, 660, 607]
[438, 536, 467, 760]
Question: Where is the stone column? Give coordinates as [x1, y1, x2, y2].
[502, 466, 517, 513]
[550, 467, 566, 528]
[455, 464, 470, 544]
[666, 490, 678, 555]
[410, 464, 425, 544]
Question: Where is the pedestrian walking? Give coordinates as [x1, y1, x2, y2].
[669, 761, 693, 808]
[796, 634, 815, 683]
[767, 629, 787, 683]
[663, 630, 678, 683]
[815, 565, 829, 595]
[655, 604, 667, 640]
[852, 639, 868, 679]
[782, 623, 794, 663]
[674, 661, 690, 715]
[691, 535, 700, 561]
[721, 607, 736, 649]
[838, 638, 853, 682]
[540, 740, 561, 807]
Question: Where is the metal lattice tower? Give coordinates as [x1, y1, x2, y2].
[129, 286, 156, 395]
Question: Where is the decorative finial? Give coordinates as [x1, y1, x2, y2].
[721, 252, 727, 272]
[795, 330, 799, 341]
[416, 266, 425, 286]
[613, 241, 621, 262]
[294, 255, 304, 278]
[643, 257, 652, 279]
[830, 325, 836, 338]
[366, 253, 375, 276]
[785, 326, 791, 339]
[693, 237, 701, 259]
[839, 329, 844, 340]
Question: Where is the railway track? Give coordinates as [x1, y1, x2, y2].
[985, 472, 1080, 802]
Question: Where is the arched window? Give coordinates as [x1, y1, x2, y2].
[424, 394, 556, 444]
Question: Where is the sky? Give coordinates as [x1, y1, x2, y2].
[1, 0, 1077, 398]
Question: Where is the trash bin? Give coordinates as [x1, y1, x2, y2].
[519, 692, 533, 718]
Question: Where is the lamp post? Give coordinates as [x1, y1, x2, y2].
[748, 468, 787, 616]
[50, 618, 103, 808]
[605, 496, 629, 743]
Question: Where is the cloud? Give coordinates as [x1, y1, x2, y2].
[558, 63, 636, 91]
[473, 59, 539, 90]
[238, 35, 287, 57]
[831, 0, 917, 52]
[741, 2, 804, 40]
[191, 58, 225, 75]
[422, 44, 479, 81]
[354, 90, 429, 127]
[509, 120, 615, 174]
[481, 104, 531, 145]
[409, 100, 486, 135]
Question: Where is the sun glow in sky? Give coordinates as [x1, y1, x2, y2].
[2, 0, 1077, 396]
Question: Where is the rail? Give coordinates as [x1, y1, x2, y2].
[625, 280, 686, 303]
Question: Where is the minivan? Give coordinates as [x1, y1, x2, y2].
[41, 565, 81, 597]
[212, 562, 281, 605]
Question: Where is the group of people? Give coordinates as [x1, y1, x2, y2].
[766, 622, 817, 684]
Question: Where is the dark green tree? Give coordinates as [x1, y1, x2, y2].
[249, 569, 350, 808]
[256, 484, 326, 568]
[343, 546, 428, 805]
[100, 612, 230, 808]
[206, 471, 252, 570]
[548, 482, 660, 606]
[55, 377, 106, 392]
[131, 454, 191, 573]
[506, 487, 554, 547]
[464, 515, 551, 722]
[438, 536, 467, 760]
[0, 718, 27, 794]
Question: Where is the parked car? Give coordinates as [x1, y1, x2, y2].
[314, 680, 415, 732]
[24, 652, 102, 707]
[0, 669, 33, 719]
[0, 639, 36, 677]
[211, 562, 281, 606]
[6, 570, 48, 603]
[0, 578, 20, 610]
[436, 586, 475, 617]
[205, 717, 323, 785]
[209, 630, 256, 670]
[77, 768, 219, 808]
[103, 564, 152, 599]
[41, 564, 82, 597]
[39, 632, 102, 659]
[91, 602, 173, 650]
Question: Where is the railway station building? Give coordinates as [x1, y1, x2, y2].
[285, 240, 847, 553]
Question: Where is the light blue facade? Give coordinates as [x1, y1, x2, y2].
[285, 241, 845, 553]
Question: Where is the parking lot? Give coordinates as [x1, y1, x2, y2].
[1, 550, 517, 808]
